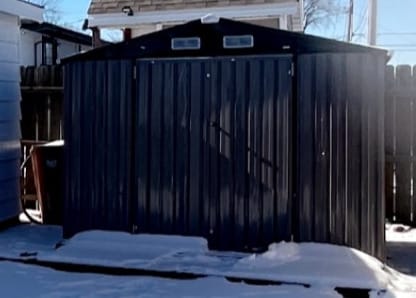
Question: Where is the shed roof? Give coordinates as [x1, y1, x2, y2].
[88, 0, 298, 15]
[64, 18, 387, 63]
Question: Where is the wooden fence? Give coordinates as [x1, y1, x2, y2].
[20, 65, 63, 206]
[385, 64, 416, 225]
[21, 65, 63, 141]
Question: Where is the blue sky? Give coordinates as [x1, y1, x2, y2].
[376, 0, 416, 64]
[55, 0, 416, 65]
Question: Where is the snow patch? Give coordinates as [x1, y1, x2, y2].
[70, 230, 208, 251]
[42, 230, 208, 268]
[239, 242, 300, 267]
[234, 241, 416, 297]
[386, 223, 416, 243]
[19, 209, 42, 223]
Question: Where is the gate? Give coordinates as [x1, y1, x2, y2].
[134, 56, 293, 251]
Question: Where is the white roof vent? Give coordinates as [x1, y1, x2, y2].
[171, 37, 201, 50]
[201, 14, 219, 24]
[223, 35, 254, 49]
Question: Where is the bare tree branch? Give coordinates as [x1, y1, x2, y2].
[25, 0, 61, 24]
[303, 0, 347, 31]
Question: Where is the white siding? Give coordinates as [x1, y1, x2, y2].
[57, 39, 88, 62]
[0, 12, 22, 221]
[0, 42, 20, 64]
[20, 29, 38, 66]
[132, 24, 159, 37]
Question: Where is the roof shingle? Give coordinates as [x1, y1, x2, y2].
[88, 0, 298, 15]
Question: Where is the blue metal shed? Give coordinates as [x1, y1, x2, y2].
[63, 18, 387, 259]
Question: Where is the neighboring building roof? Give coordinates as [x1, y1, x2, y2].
[88, 0, 299, 15]
[87, 0, 303, 31]
[22, 21, 94, 46]
[0, 0, 43, 22]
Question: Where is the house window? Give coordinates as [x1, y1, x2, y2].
[41, 37, 58, 65]
[43, 42, 53, 65]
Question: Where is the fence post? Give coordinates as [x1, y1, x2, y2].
[385, 66, 394, 221]
[412, 65, 416, 224]
[395, 65, 413, 224]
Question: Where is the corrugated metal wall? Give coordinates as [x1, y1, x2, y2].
[296, 53, 385, 259]
[0, 13, 22, 221]
[135, 56, 293, 251]
[64, 53, 385, 258]
[63, 60, 133, 236]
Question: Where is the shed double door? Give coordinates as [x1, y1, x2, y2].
[135, 55, 293, 251]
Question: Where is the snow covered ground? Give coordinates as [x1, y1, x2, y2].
[0, 261, 341, 298]
[0, 224, 61, 258]
[0, 224, 416, 297]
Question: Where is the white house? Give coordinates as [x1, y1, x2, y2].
[0, 0, 43, 223]
[20, 21, 94, 66]
[86, 0, 304, 43]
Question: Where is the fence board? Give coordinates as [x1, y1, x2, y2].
[385, 66, 395, 221]
[386, 64, 416, 225]
[413, 66, 416, 224]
